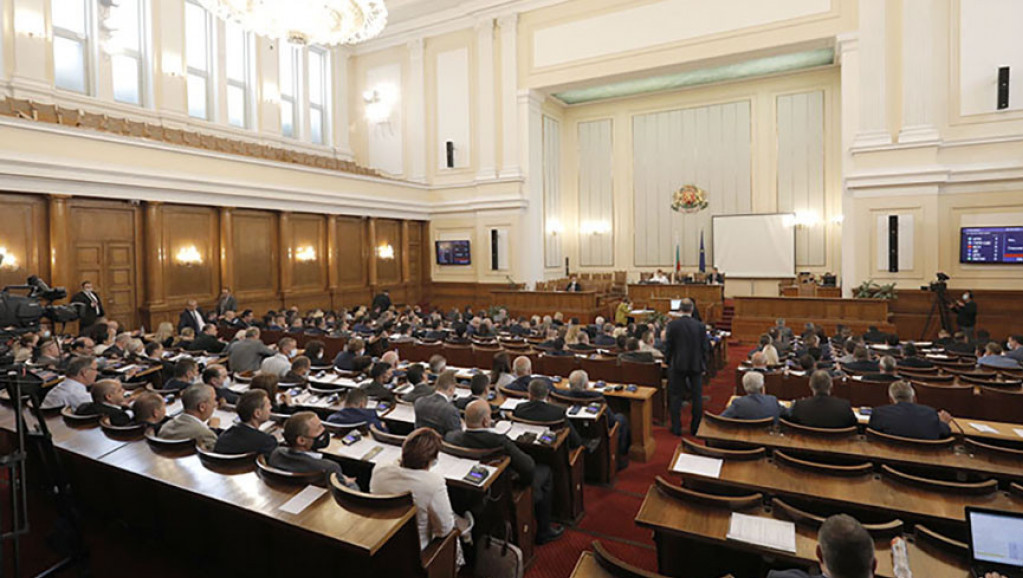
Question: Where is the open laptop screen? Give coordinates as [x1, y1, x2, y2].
[968, 508, 1023, 568]
[670, 299, 682, 311]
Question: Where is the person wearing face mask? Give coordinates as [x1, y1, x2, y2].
[164, 358, 200, 393]
[259, 337, 297, 378]
[33, 338, 66, 370]
[159, 384, 220, 449]
[269, 412, 358, 488]
[282, 356, 311, 385]
[201, 364, 240, 404]
[303, 340, 328, 367]
[370, 428, 472, 564]
[951, 290, 978, 342]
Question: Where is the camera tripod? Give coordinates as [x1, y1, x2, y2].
[920, 284, 952, 341]
[0, 366, 89, 577]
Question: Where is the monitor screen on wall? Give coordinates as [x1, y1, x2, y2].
[436, 240, 472, 265]
[960, 226, 1023, 264]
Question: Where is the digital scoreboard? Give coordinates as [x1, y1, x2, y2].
[960, 226, 1023, 264]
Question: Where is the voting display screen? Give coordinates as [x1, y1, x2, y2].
[960, 226, 1023, 264]
[435, 240, 472, 265]
[969, 509, 1023, 568]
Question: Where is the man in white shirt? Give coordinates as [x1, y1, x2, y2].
[42, 355, 97, 410]
[650, 269, 670, 284]
[259, 337, 296, 377]
[177, 299, 206, 335]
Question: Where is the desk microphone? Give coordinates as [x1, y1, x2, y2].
[948, 417, 966, 436]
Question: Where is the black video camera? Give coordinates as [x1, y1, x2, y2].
[0, 276, 82, 330]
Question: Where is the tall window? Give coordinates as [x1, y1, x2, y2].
[308, 47, 329, 145]
[279, 44, 300, 138]
[110, 0, 145, 105]
[225, 22, 252, 128]
[52, 0, 92, 94]
[185, 0, 214, 120]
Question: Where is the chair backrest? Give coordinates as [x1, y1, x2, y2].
[472, 347, 502, 370]
[771, 498, 903, 537]
[143, 429, 196, 449]
[541, 354, 582, 378]
[897, 365, 938, 375]
[773, 451, 873, 477]
[880, 464, 997, 495]
[913, 524, 969, 559]
[778, 418, 857, 438]
[254, 453, 323, 485]
[195, 444, 258, 468]
[322, 420, 367, 435]
[653, 476, 762, 511]
[580, 356, 621, 384]
[681, 438, 766, 461]
[548, 390, 584, 406]
[441, 442, 504, 461]
[976, 386, 1023, 423]
[963, 437, 1023, 460]
[369, 424, 407, 446]
[98, 415, 147, 438]
[591, 540, 670, 578]
[907, 373, 956, 384]
[508, 414, 565, 429]
[844, 379, 893, 408]
[865, 428, 956, 449]
[704, 412, 774, 429]
[619, 360, 661, 387]
[767, 373, 807, 401]
[441, 344, 474, 368]
[61, 405, 100, 425]
[912, 382, 974, 417]
[328, 473, 413, 509]
[498, 385, 527, 399]
[960, 374, 1022, 388]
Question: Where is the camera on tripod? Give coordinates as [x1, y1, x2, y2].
[919, 272, 953, 338]
[923, 271, 950, 293]
[0, 275, 82, 330]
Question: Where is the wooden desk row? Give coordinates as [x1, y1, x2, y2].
[627, 283, 724, 324]
[489, 289, 616, 324]
[730, 296, 895, 342]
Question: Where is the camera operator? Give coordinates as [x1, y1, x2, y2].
[951, 290, 978, 342]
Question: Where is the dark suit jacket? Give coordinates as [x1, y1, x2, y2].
[414, 393, 462, 435]
[333, 350, 358, 371]
[326, 407, 386, 431]
[445, 429, 535, 483]
[766, 570, 812, 578]
[268, 447, 344, 479]
[215, 295, 238, 316]
[213, 423, 277, 456]
[898, 356, 934, 368]
[163, 378, 191, 393]
[76, 402, 132, 426]
[664, 316, 708, 373]
[359, 380, 396, 403]
[371, 293, 392, 311]
[70, 290, 104, 328]
[102, 345, 125, 359]
[506, 374, 553, 393]
[565, 282, 582, 292]
[401, 383, 435, 403]
[513, 400, 582, 448]
[214, 386, 240, 405]
[788, 395, 857, 429]
[618, 351, 656, 364]
[187, 333, 226, 354]
[841, 359, 880, 373]
[721, 394, 783, 421]
[868, 402, 951, 440]
[178, 309, 206, 335]
[860, 373, 900, 382]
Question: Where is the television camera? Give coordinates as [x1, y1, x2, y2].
[0, 275, 82, 331]
[920, 272, 952, 338]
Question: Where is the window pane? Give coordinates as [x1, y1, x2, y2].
[310, 108, 323, 144]
[52, 0, 87, 34]
[225, 23, 246, 82]
[54, 36, 87, 93]
[279, 47, 294, 97]
[309, 50, 323, 105]
[281, 100, 294, 137]
[112, 54, 140, 104]
[187, 74, 207, 119]
[185, 2, 208, 71]
[114, 0, 141, 49]
[227, 85, 246, 128]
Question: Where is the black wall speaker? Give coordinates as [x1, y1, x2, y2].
[445, 141, 455, 168]
[888, 215, 899, 273]
[998, 66, 1010, 110]
[490, 229, 499, 271]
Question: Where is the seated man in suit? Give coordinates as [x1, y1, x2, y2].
[840, 345, 879, 374]
[618, 337, 656, 364]
[564, 276, 582, 292]
[787, 370, 857, 429]
[213, 389, 277, 456]
[944, 331, 975, 355]
[401, 363, 435, 403]
[228, 328, 275, 374]
[159, 384, 220, 448]
[978, 341, 1023, 369]
[513, 379, 582, 448]
[268, 411, 358, 488]
[132, 391, 169, 433]
[768, 514, 875, 578]
[414, 370, 462, 435]
[202, 364, 240, 404]
[505, 356, 553, 393]
[861, 355, 901, 382]
[359, 362, 397, 403]
[722, 371, 784, 421]
[545, 337, 573, 357]
[164, 357, 199, 393]
[327, 388, 387, 431]
[565, 370, 630, 466]
[1005, 334, 1023, 362]
[593, 324, 617, 347]
[187, 323, 226, 354]
[862, 325, 887, 344]
[75, 379, 133, 425]
[282, 355, 311, 385]
[897, 342, 934, 368]
[332, 337, 365, 371]
[454, 373, 497, 413]
[868, 381, 952, 440]
[41, 355, 97, 410]
[101, 332, 131, 359]
[259, 337, 296, 378]
[445, 400, 563, 544]
[426, 354, 448, 382]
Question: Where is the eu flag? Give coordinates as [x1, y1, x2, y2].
[699, 230, 706, 273]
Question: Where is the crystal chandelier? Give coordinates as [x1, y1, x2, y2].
[195, 0, 388, 46]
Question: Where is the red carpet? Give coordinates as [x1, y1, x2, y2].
[525, 342, 744, 578]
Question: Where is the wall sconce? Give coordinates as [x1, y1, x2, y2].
[162, 52, 184, 77]
[783, 211, 822, 228]
[14, 8, 46, 38]
[175, 246, 203, 266]
[295, 246, 317, 262]
[0, 247, 18, 271]
[546, 218, 563, 237]
[580, 220, 611, 235]
[363, 84, 397, 125]
[830, 214, 845, 224]
[377, 243, 395, 260]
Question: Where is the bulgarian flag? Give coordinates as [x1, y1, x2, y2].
[699, 230, 706, 273]
[675, 243, 681, 275]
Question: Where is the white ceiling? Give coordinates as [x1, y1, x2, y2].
[385, 0, 465, 25]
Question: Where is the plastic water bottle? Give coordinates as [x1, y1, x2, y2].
[891, 537, 912, 578]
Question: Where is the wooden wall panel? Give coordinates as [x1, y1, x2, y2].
[336, 217, 367, 287]
[891, 289, 1023, 341]
[232, 210, 279, 299]
[375, 219, 402, 284]
[0, 193, 48, 289]
[69, 199, 141, 329]
[287, 213, 328, 291]
[162, 205, 219, 302]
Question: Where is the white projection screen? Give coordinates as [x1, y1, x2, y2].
[712, 214, 796, 278]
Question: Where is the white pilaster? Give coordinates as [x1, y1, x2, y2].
[257, 37, 281, 136]
[838, 32, 859, 297]
[498, 13, 519, 179]
[332, 45, 353, 159]
[517, 88, 544, 285]
[897, 0, 940, 144]
[406, 38, 426, 183]
[852, 0, 891, 148]
[154, 0, 187, 119]
[475, 17, 497, 181]
[10, 0, 52, 99]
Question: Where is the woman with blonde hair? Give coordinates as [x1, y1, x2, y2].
[762, 344, 780, 366]
[152, 322, 175, 348]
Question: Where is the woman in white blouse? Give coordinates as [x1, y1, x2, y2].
[369, 428, 471, 565]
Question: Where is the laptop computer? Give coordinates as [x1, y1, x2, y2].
[966, 506, 1023, 578]
[670, 299, 682, 312]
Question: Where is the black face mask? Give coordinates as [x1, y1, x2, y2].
[311, 430, 330, 451]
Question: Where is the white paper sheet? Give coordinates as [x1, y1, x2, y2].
[671, 453, 723, 478]
[505, 422, 547, 442]
[384, 403, 416, 423]
[1014, 428, 1023, 439]
[499, 398, 526, 411]
[727, 513, 797, 553]
[969, 422, 999, 434]
[279, 486, 327, 515]
[489, 421, 513, 436]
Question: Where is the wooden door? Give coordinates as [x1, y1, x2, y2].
[74, 241, 137, 329]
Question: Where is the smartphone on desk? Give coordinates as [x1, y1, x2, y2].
[568, 405, 582, 416]
[463, 466, 488, 485]
[539, 431, 557, 445]
[341, 431, 362, 445]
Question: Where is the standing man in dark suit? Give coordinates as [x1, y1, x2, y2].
[187, 323, 226, 354]
[951, 290, 977, 342]
[70, 280, 104, 330]
[214, 287, 237, 317]
[788, 371, 857, 429]
[867, 381, 952, 440]
[178, 299, 206, 335]
[213, 390, 278, 456]
[564, 276, 582, 292]
[664, 299, 709, 435]
[767, 515, 876, 578]
[371, 289, 392, 312]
